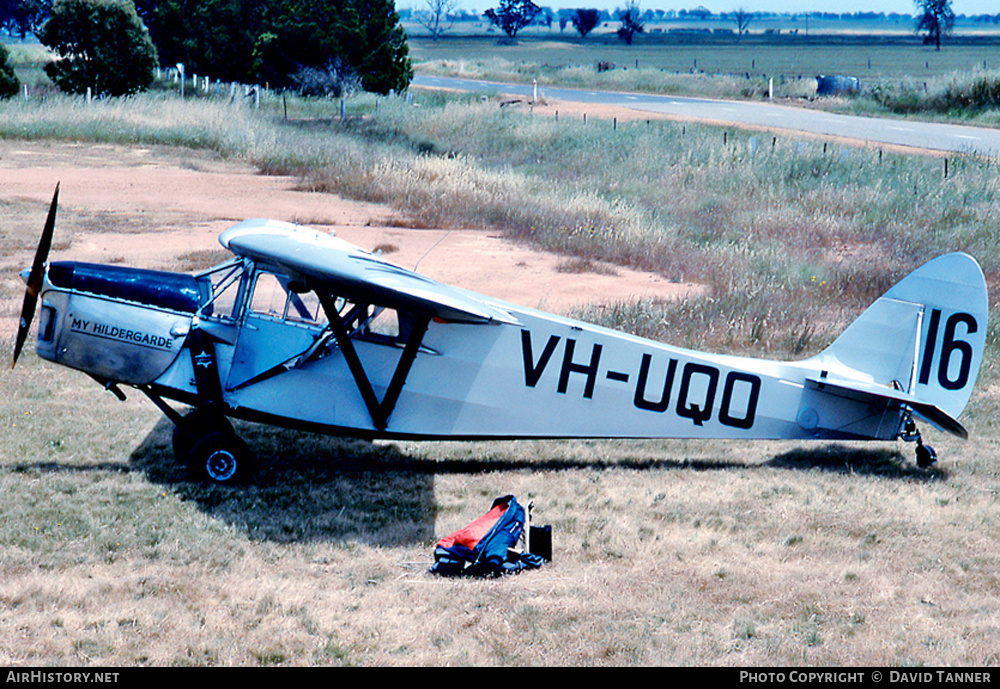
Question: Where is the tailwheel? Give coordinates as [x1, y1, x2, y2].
[902, 417, 937, 469]
[188, 431, 255, 486]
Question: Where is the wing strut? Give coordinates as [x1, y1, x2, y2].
[320, 294, 430, 431]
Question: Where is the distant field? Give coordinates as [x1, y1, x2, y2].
[410, 33, 1000, 84]
[404, 12, 1000, 42]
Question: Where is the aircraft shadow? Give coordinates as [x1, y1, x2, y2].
[129, 418, 441, 546]
[763, 444, 945, 480]
[127, 420, 942, 545]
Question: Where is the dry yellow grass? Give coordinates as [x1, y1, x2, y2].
[1, 92, 999, 667]
[2, 343, 999, 666]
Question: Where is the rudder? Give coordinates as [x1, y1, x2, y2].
[812, 253, 988, 421]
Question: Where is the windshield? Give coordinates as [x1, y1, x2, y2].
[195, 259, 248, 321]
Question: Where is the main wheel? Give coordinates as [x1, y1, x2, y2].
[172, 409, 233, 464]
[916, 442, 937, 469]
[188, 431, 254, 485]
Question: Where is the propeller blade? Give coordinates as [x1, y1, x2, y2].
[11, 182, 59, 368]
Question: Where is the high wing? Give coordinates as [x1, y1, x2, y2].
[219, 219, 520, 325]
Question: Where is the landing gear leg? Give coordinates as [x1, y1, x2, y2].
[172, 407, 234, 465]
[902, 418, 937, 469]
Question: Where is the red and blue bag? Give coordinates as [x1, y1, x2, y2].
[431, 495, 545, 577]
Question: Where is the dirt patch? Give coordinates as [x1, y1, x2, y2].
[0, 140, 700, 340]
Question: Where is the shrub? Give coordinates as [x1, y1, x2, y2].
[0, 43, 20, 99]
[289, 61, 361, 98]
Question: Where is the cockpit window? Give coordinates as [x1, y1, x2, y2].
[339, 301, 414, 346]
[248, 270, 326, 327]
[249, 272, 287, 317]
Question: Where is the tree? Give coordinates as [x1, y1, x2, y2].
[915, 0, 954, 50]
[39, 0, 158, 96]
[417, 0, 457, 41]
[0, 41, 20, 98]
[1, 0, 50, 39]
[0, 0, 52, 41]
[133, 0, 269, 85]
[255, 0, 411, 95]
[733, 6, 753, 38]
[484, 0, 540, 40]
[571, 8, 600, 38]
[616, 1, 643, 45]
[136, 0, 411, 95]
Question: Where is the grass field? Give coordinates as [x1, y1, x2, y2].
[410, 33, 1000, 82]
[408, 33, 1000, 122]
[1, 34, 1000, 666]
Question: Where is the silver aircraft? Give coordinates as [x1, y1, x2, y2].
[12, 185, 989, 484]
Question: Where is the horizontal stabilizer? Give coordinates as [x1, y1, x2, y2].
[806, 376, 968, 439]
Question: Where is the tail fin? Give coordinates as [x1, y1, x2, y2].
[811, 253, 988, 424]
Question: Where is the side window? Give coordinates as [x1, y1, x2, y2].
[250, 273, 288, 317]
[367, 308, 400, 339]
[211, 281, 240, 320]
[248, 271, 326, 328]
[287, 291, 324, 324]
[342, 303, 414, 346]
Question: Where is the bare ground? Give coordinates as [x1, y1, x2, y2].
[2, 135, 999, 668]
[0, 138, 698, 341]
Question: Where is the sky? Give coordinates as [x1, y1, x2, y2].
[444, 1, 997, 16]
[689, 1, 992, 13]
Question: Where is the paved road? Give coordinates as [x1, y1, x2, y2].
[413, 75, 1000, 157]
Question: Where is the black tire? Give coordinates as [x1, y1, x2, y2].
[916, 443, 937, 469]
[172, 409, 233, 464]
[188, 431, 254, 485]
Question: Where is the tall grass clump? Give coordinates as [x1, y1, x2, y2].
[0, 91, 377, 177]
[2, 89, 997, 362]
[329, 95, 998, 360]
[868, 70, 1000, 122]
[0, 94, 275, 156]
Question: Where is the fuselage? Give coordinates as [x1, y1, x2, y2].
[34, 258, 906, 443]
